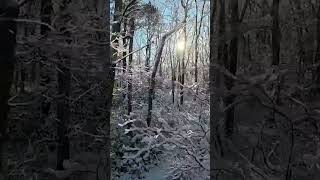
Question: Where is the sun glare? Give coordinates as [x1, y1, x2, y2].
[176, 40, 185, 52]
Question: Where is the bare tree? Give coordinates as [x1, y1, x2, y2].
[179, 0, 189, 105]
[40, 0, 52, 35]
[55, 0, 72, 173]
[224, 0, 239, 137]
[128, 17, 135, 116]
[315, 4, 320, 90]
[210, 0, 224, 178]
[272, 0, 280, 66]
[194, 0, 206, 88]
[122, 21, 127, 75]
[142, 2, 159, 72]
[0, 0, 18, 179]
[146, 24, 184, 126]
[271, 0, 281, 104]
[100, 0, 121, 178]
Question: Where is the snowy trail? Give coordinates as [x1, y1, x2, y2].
[119, 160, 169, 180]
[145, 164, 168, 180]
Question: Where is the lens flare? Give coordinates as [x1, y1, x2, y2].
[176, 40, 185, 51]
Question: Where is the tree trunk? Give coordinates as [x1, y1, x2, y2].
[146, 24, 183, 126]
[40, 0, 53, 35]
[107, 0, 121, 120]
[128, 18, 135, 116]
[247, 34, 252, 62]
[272, 0, 281, 104]
[179, 0, 188, 105]
[56, 0, 72, 173]
[194, 0, 206, 87]
[99, 0, 113, 178]
[56, 53, 71, 172]
[171, 58, 176, 104]
[294, 0, 304, 84]
[39, 0, 52, 123]
[159, 57, 163, 77]
[0, 1, 18, 179]
[169, 42, 176, 104]
[315, 5, 320, 90]
[123, 21, 127, 75]
[195, 0, 199, 84]
[272, 0, 280, 66]
[145, 38, 151, 72]
[89, 0, 114, 179]
[210, 0, 224, 178]
[224, 0, 239, 138]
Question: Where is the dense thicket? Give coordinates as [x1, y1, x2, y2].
[1, 0, 320, 180]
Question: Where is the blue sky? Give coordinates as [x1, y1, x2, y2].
[134, 0, 210, 64]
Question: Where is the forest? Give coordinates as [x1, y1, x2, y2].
[0, 0, 320, 179]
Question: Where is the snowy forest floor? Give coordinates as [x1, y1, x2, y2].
[119, 157, 170, 180]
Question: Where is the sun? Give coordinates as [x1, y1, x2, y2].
[176, 40, 185, 52]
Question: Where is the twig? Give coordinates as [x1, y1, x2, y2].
[18, 0, 32, 7]
[0, 18, 55, 31]
[71, 82, 102, 104]
[113, 45, 148, 64]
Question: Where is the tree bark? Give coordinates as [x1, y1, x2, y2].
[100, 0, 112, 178]
[224, 0, 239, 138]
[145, 38, 151, 72]
[194, 0, 206, 86]
[122, 21, 127, 75]
[103, 0, 121, 125]
[195, 0, 199, 84]
[0, 1, 18, 179]
[38, 0, 52, 123]
[179, 0, 188, 105]
[210, 0, 224, 178]
[99, 1, 121, 178]
[169, 42, 176, 104]
[128, 18, 134, 116]
[171, 58, 176, 104]
[271, 0, 281, 104]
[272, 0, 280, 66]
[40, 0, 53, 35]
[89, 0, 113, 179]
[293, 0, 304, 84]
[315, 4, 320, 90]
[55, 0, 72, 173]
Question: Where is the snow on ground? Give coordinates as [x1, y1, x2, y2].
[119, 159, 170, 180]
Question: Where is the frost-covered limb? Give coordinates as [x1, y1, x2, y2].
[262, 141, 282, 172]
[224, 139, 270, 180]
[123, 140, 152, 159]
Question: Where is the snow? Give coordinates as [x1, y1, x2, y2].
[119, 160, 169, 180]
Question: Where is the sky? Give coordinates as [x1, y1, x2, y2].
[134, 0, 210, 64]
